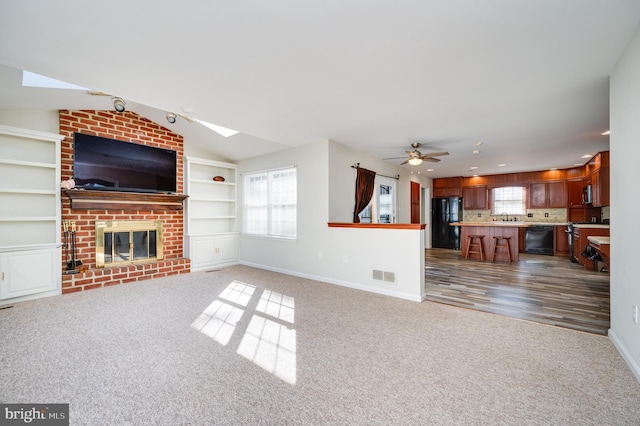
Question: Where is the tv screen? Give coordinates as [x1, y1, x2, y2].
[73, 133, 177, 193]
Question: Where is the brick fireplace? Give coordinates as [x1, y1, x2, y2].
[60, 110, 190, 293]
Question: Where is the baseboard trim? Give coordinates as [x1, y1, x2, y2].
[609, 328, 640, 383]
[238, 261, 423, 302]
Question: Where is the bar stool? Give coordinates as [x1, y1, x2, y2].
[465, 235, 485, 260]
[491, 236, 512, 263]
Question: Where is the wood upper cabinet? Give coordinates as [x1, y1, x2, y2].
[433, 177, 462, 197]
[548, 181, 567, 207]
[529, 183, 547, 208]
[591, 167, 610, 207]
[462, 186, 488, 210]
[567, 179, 583, 207]
[529, 181, 566, 208]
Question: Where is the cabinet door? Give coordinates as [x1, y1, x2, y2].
[567, 179, 583, 207]
[0, 249, 58, 300]
[529, 183, 547, 208]
[462, 187, 487, 210]
[216, 236, 238, 265]
[554, 225, 570, 256]
[547, 181, 567, 208]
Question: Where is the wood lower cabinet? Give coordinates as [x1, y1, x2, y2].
[518, 228, 525, 253]
[573, 227, 609, 270]
[554, 225, 570, 257]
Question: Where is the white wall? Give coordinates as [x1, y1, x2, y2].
[0, 110, 59, 132]
[609, 26, 640, 382]
[238, 139, 428, 301]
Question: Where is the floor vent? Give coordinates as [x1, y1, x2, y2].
[372, 270, 396, 283]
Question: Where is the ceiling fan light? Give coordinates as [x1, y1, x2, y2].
[408, 157, 423, 166]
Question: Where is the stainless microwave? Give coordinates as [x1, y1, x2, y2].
[582, 184, 593, 205]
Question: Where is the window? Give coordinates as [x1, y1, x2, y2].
[358, 176, 397, 223]
[243, 167, 297, 238]
[492, 186, 526, 215]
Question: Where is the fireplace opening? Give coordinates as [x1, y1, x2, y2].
[96, 220, 163, 268]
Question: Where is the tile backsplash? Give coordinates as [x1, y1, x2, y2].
[463, 208, 568, 223]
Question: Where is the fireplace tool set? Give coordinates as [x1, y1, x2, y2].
[63, 220, 82, 274]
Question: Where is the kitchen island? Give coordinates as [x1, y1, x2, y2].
[456, 222, 523, 262]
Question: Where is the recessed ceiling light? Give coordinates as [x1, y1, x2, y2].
[426, 168, 434, 172]
[549, 167, 557, 171]
[498, 163, 506, 167]
[469, 166, 478, 170]
[476, 141, 483, 146]
[472, 150, 480, 154]
[581, 154, 592, 159]
[574, 163, 583, 166]
[601, 130, 610, 135]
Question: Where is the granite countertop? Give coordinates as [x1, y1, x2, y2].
[588, 236, 610, 244]
[573, 224, 610, 229]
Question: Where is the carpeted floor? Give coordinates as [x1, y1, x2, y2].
[1, 265, 639, 425]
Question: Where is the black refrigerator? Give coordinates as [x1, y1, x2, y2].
[432, 197, 463, 249]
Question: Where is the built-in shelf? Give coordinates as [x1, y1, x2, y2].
[62, 189, 188, 211]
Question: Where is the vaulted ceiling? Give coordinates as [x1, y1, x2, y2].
[1, 1, 639, 177]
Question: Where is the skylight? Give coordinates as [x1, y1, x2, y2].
[22, 71, 87, 90]
[195, 119, 239, 138]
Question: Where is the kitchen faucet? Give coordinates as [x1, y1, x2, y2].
[501, 212, 509, 222]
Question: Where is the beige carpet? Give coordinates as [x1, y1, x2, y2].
[1, 265, 639, 425]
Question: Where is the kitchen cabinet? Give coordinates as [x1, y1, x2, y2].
[529, 181, 566, 208]
[590, 167, 610, 207]
[518, 228, 525, 253]
[554, 225, 570, 257]
[433, 177, 462, 197]
[462, 186, 488, 210]
[567, 179, 583, 207]
[573, 226, 609, 271]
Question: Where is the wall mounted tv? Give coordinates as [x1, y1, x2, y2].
[73, 133, 177, 193]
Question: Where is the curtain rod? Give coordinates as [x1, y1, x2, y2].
[351, 163, 399, 180]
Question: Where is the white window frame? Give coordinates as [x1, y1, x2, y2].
[491, 186, 526, 216]
[358, 176, 397, 224]
[242, 166, 297, 239]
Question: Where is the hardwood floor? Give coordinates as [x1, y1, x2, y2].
[424, 248, 610, 335]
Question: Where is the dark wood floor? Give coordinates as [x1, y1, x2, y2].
[424, 248, 610, 335]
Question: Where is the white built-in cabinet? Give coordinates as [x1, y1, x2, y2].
[184, 157, 238, 271]
[0, 124, 62, 303]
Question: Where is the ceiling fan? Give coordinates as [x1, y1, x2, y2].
[384, 143, 449, 165]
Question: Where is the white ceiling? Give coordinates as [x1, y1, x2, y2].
[1, 1, 639, 178]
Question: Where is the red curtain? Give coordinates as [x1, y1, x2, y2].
[353, 167, 376, 223]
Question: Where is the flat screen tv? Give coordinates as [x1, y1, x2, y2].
[73, 133, 177, 193]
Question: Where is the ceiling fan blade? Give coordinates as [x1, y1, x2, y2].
[400, 158, 410, 165]
[383, 156, 410, 160]
[420, 151, 449, 158]
[422, 157, 441, 163]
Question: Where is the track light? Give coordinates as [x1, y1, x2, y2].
[112, 97, 126, 112]
[166, 112, 177, 124]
